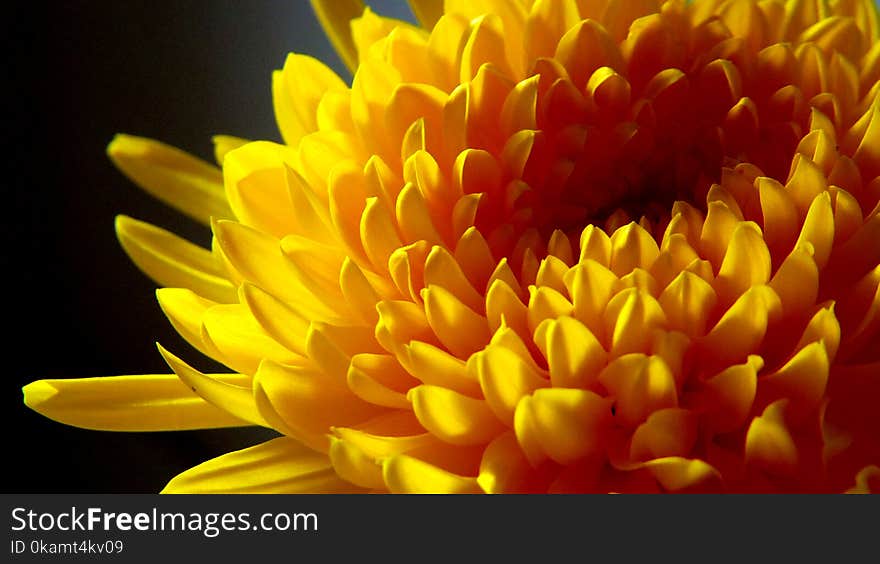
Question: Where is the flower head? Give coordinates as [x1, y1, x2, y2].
[25, 0, 880, 493]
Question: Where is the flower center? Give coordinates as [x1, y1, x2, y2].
[474, 41, 811, 248]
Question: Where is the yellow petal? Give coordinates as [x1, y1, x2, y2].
[452, 0, 526, 76]
[23, 374, 249, 432]
[758, 176, 800, 261]
[604, 288, 667, 357]
[310, 323, 379, 385]
[702, 285, 781, 365]
[745, 400, 799, 477]
[702, 355, 762, 434]
[333, 414, 430, 455]
[630, 408, 698, 461]
[785, 153, 828, 216]
[579, 224, 612, 265]
[598, 354, 678, 428]
[427, 14, 470, 92]
[700, 200, 741, 271]
[768, 244, 819, 318]
[475, 345, 548, 425]
[223, 148, 298, 239]
[255, 360, 384, 448]
[383, 454, 481, 493]
[564, 259, 622, 338]
[609, 222, 660, 276]
[163, 437, 362, 493]
[213, 220, 340, 320]
[388, 240, 430, 304]
[527, 286, 574, 333]
[328, 436, 386, 489]
[280, 234, 346, 297]
[454, 226, 496, 292]
[115, 215, 236, 304]
[759, 341, 830, 423]
[460, 14, 514, 82]
[284, 163, 338, 245]
[157, 345, 266, 427]
[535, 254, 570, 294]
[351, 58, 401, 162]
[718, 0, 767, 52]
[554, 19, 622, 90]
[316, 89, 355, 133]
[408, 385, 505, 445]
[780, 0, 826, 41]
[408, 0, 443, 29]
[309, 0, 363, 72]
[478, 431, 538, 493]
[212, 135, 249, 165]
[587, 65, 631, 115]
[339, 258, 385, 326]
[201, 303, 302, 375]
[361, 197, 404, 271]
[796, 303, 841, 361]
[799, 15, 864, 63]
[107, 134, 233, 225]
[524, 0, 581, 61]
[273, 54, 347, 146]
[829, 186, 863, 245]
[351, 8, 424, 64]
[406, 340, 481, 397]
[239, 283, 309, 357]
[715, 222, 771, 305]
[540, 316, 607, 389]
[328, 161, 376, 264]
[156, 288, 222, 360]
[642, 457, 722, 492]
[423, 245, 484, 313]
[659, 271, 717, 338]
[422, 284, 490, 358]
[375, 299, 436, 358]
[514, 388, 613, 464]
[500, 75, 539, 137]
[794, 191, 835, 269]
[347, 353, 417, 409]
[485, 278, 530, 339]
[396, 184, 444, 246]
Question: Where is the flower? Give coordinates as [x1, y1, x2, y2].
[23, 0, 880, 493]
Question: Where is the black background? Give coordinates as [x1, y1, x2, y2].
[4, 1, 411, 493]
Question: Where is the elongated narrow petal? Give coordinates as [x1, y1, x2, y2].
[23, 375, 250, 432]
[158, 345, 266, 427]
[116, 215, 236, 304]
[309, 0, 364, 72]
[107, 134, 233, 224]
[382, 454, 481, 493]
[163, 437, 364, 493]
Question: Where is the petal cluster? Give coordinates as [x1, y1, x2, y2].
[25, 0, 880, 493]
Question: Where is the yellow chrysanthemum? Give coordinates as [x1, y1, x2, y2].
[24, 0, 880, 493]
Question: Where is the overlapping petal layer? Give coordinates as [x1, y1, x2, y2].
[26, 0, 880, 493]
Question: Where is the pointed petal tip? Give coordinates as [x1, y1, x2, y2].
[106, 133, 149, 160]
[22, 380, 59, 410]
[113, 213, 137, 237]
